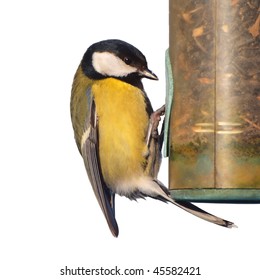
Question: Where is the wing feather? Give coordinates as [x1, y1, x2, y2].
[81, 97, 119, 237]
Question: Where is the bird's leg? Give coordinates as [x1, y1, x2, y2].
[146, 105, 165, 147]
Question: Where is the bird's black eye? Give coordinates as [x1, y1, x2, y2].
[123, 57, 131, 65]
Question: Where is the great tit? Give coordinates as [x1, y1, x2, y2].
[71, 39, 235, 237]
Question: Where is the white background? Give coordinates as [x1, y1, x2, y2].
[1, 0, 259, 279]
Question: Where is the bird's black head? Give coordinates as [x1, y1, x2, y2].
[81, 39, 158, 88]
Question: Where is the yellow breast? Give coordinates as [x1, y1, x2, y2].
[92, 78, 149, 188]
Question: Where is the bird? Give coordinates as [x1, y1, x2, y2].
[70, 39, 236, 237]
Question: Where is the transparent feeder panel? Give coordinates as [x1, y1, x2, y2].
[169, 0, 260, 189]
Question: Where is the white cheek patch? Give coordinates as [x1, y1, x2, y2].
[92, 51, 137, 77]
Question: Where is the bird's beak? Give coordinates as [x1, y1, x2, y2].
[139, 68, 158, 80]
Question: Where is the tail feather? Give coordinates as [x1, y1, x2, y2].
[170, 200, 236, 228]
[150, 179, 236, 228]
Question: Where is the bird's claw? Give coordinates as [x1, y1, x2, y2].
[146, 105, 165, 146]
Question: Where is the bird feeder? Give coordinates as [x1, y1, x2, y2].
[166, 0, 260, 202]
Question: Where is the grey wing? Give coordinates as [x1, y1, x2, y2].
[81, 96, 119, 237]
[145, 132, 162, 178]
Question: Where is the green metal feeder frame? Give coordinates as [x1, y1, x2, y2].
[165, 0, 260, 202]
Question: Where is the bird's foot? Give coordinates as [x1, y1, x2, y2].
[150, 105, 165, 138]
[146, 105, 165, 145]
